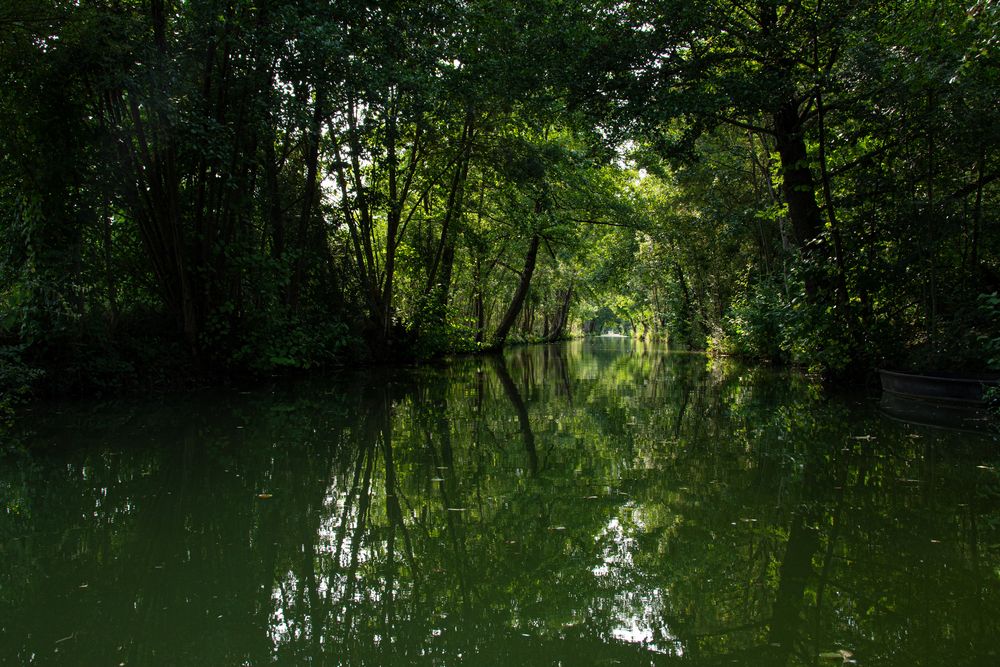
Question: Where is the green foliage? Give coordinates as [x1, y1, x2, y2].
[712, 277, 855, 376]
[0, 346, 43, 429]
[712, 280, 787, 361]
[0, 0, 997, 407]
[411, 292, 481, 360]
[571, 0, 1000, 378]
[227, 311, 357, 374]
[780, 296, 854, 376]
[979, 293, 1000, 370]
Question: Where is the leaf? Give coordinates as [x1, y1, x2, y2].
[819, 649, 854, 662]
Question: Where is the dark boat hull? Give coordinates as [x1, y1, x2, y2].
[879, 369, 998, 405]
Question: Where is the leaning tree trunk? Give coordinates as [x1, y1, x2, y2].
[491, 234, 541, 348]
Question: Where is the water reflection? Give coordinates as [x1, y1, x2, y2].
[2, 338, 999, 665]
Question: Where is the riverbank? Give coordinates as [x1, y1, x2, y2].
[0, 317, 590, 430]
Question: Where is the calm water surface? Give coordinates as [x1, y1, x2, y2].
[3, 339, 999, 666]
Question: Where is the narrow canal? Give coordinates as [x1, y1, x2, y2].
[3, 338, 998, 665]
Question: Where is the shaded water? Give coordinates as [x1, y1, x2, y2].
[3, 338, 1000, 666]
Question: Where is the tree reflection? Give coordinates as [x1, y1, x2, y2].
[490, 353, 538, 475]
[3, 342, 1000, 665]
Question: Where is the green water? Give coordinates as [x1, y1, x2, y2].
[3, 339, 999, 666]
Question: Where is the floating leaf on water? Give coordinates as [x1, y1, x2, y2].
[549, 526, 566, 531]
[819, 649, 854, 662]
[257, 493, 273, 500]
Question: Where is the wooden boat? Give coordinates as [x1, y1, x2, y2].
[878, 369, 999, 405]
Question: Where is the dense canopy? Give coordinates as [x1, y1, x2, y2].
[1, 0, 998, 400]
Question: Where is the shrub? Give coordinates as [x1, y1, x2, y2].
[0, 345, 43, 429]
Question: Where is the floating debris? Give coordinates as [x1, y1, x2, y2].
[819, 649, 854, 663]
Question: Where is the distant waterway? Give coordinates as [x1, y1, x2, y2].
[2, 338, 998, 665]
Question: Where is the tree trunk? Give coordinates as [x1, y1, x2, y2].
[773, 102, 822, 256]
[264, 131, 284, 260]
[426, 114, 474, 306]
[673, 262, 693, 347]
[288, 87, 325, 310]
[473, 255, 486, 344]
[816, 90, 850, 310]
[970, 149, 984, 270]
[102, 202, 119, 329]
[547, 284, 573, 342]
[492, 234, 541, 348]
